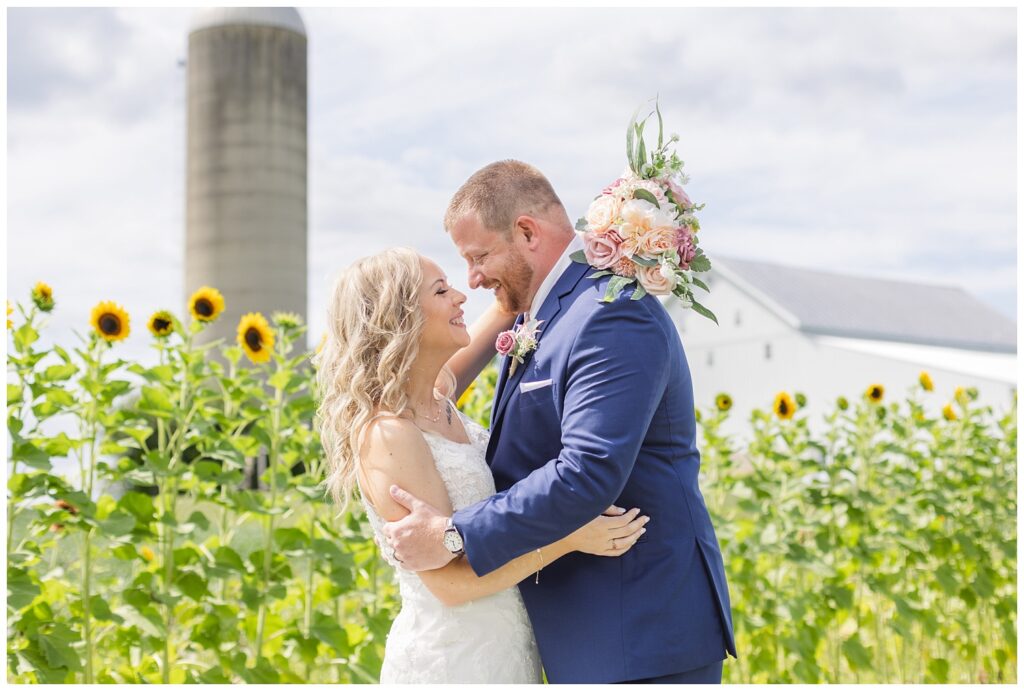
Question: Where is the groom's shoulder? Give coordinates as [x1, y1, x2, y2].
[569, 272, 669, 325]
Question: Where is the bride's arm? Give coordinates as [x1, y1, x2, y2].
[359, 418, 645, 608]
[446, 302, 516, 399]
[418, 507, 644, 607]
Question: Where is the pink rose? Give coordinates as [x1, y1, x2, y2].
[495, 330, 516, 356]
[637, 264, 676, 296]
[601, 178, 624, 195]
[676, 227, 696, 268]
[583, 229, 625, 270]
[665, 178, 692, 210]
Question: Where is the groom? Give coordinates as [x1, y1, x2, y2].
[382, 160, 736, 683]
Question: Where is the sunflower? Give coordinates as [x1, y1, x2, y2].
[6, 300, 12, 329]
[90, 301, 130, 342]
[773, 392, 795, 420]
[715, 393, 732, 412]
[951, 387, 968, 407]
[836, 396, 849, 411]
[188, 286, 225, 323]
[147, 310, 175, 338]
[140, 546, 155, 562]
[237, 312, 274, 364]
[866, 384, 884, 404]
[31, 281, 55, 312]
[919, 371, 934, 392]
[942, 403, 957, 421]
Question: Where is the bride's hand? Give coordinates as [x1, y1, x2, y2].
[564, 506, 649, 557]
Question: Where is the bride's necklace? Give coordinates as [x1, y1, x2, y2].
[415, 397, 452, 426]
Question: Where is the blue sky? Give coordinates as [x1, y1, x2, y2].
[6, 7, 1017, 366]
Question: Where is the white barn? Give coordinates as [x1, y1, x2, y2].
[664, 256, 1017, 435]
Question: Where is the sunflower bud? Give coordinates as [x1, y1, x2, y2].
[31, 282, 55, 312]
[272, 311, 303, 330]
[147, 310, 175, 338]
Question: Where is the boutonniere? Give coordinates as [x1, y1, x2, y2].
[495, 318, 543, 376]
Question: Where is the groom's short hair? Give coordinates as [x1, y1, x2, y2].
[445, 160, 566, 236]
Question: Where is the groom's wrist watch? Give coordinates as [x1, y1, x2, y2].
[442, 518, 465, 557]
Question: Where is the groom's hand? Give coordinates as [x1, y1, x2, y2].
[381, 485, 457, 572]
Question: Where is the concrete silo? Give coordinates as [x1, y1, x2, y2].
[185, 7, 307, 350]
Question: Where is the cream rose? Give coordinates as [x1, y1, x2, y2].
[637, 263, 677, 296]
[637, 226, 677, 258]
[585, 195, 621, 235]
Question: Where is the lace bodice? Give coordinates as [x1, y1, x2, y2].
[359, 407, 542, 683]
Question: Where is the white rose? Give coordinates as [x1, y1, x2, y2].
[620, 198, 658, 232]
[585, 195, 621, 234]
[659, 262, 679, 285]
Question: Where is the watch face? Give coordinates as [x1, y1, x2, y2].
[443, 529, 463, 553]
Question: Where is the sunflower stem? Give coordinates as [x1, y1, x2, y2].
[81, 337, 101, 684]
[255, 346, 285, 662]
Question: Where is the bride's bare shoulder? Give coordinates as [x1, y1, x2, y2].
[360, 412, 430, 469]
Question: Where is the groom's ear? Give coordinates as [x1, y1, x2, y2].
[513, 215, 542, 250]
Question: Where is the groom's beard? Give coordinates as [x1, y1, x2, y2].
[492, 250, 534, 315]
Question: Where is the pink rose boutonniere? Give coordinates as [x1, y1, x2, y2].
[495, 317, 543, 376]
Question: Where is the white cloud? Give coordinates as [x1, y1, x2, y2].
[8, 6, 1017, 370]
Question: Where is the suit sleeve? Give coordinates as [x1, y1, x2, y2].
[451, 294, 672, 577]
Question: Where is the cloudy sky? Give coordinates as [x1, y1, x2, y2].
[7, 6, 1017, 366]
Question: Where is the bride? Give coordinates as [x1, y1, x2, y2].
[314, 248, 647, 683]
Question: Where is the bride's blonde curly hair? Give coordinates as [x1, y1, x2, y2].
[314, 247, 454, 513]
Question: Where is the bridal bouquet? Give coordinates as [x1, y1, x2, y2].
[571, 101, 717, 324]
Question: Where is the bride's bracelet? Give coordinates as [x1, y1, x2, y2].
[534, 548, 544, 584]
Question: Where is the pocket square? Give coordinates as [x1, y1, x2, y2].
[519, 379, 552, 394]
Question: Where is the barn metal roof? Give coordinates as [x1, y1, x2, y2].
[713, 256, 1016, 353]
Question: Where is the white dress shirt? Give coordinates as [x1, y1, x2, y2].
[527, 233, 585, 321]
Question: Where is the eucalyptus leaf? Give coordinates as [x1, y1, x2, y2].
[690, 299, 719, 325]
[632, 188, 661, 208]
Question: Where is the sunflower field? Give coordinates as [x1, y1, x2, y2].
[5, 287, 1017, 683]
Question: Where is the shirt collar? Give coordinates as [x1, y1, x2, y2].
[527, 233, 584, 321]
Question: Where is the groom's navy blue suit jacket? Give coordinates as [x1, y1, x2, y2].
[452, 259, 737, 683]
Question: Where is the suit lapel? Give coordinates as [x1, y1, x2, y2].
[489, 260, 591, 430]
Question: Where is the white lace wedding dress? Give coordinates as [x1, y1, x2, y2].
[360, 406, 543, 683]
